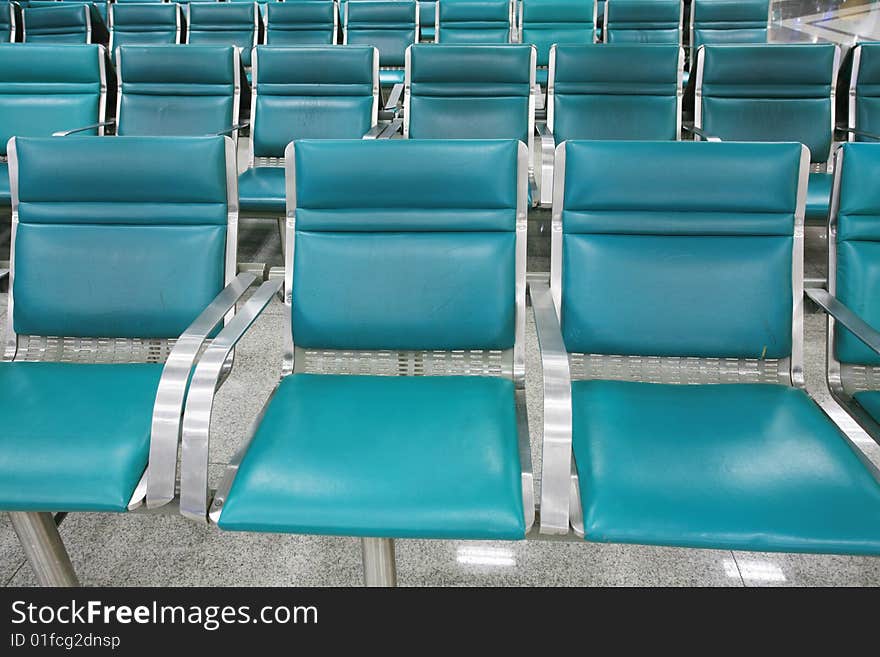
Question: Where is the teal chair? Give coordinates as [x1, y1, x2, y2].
[518, 0, 593, 87]
[113, 45, 242, 138]
[2, 2, 17, 42]
[690, 0, 769, 53]
[603, 0, 682, 45]
[809, 143, 880, 446]
[1, 135, 257, 585]
[403, 44, 538, 204]
[185, 2, 259, 68]
[108, 2, 181, 51]
[23, 2, 92, 42]
[532, 140, 880, 554]
[179, 139, 534, 586]
[238, 45, 381, 219]
[0, 44, 107, 207]
[343, 0, 416, 87]
[435, 0, 514, 44]
[264, 1, 337, 45]
[843, 43, 880, 143]
[538, 43, 683, 205]
[693, 43, 840, 225]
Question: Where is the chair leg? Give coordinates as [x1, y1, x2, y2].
[8, 512, 79, 587]
[361, 537, 397, 587]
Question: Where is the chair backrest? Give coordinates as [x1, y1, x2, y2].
[553, 140, 807, 371]
[250, 45, 378, 161]
[286, 138, 526, 376]
[436, 0, 512, 44]
[404, 43, 534, 149]
[23, 3, 91, 43]
[116, 45, 240, 137]
[344, 0, 416, 70]
[830, 143, 880, 367]
[1, 3, 16, 43]
[0, 44, 106, 155]
[519, 0, 592, 67]
[549, 43, 682, 141]
[419, 1, 435, 38]
[604, 0, 682, 45]
[690, 0, 769, 53]
[6, 136, 237, 342]
[186, 2, 258, 67]
[264, 1, 337, 46]
[849, 43, 880, 142]
[695, 43, 840, 165]
[109, 2, 181, 50]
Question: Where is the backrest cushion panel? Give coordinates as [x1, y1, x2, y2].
[24, 5, 89, 43]
[266, 1, 336, 45]
[187, 3, 257, 65]
[605, 0, 681, 45]
[691, 0, 769, 51]
[855, 44, 880, 141]
[520, 0, 593, 65]
[438, 0, 511, 45]
[345, 1, 416, 67]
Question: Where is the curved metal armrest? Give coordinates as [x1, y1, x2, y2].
[536, 123, 555, 207]
[383, 83, 404, 112]
[529, 278, 573, 535]
[179, 279, 283, 523]
[682, 124, 721, 142]
[52, 120, 116, 137]
[215, 122, 249, 136]
[835, 125, 880, 142]
[807, 288, 880, 356]
[146, 272, 257, 508]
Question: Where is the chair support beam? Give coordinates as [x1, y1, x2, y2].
[8, 512, 79, 587]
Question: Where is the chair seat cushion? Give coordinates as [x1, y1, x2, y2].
[854, 390, 880, 424]
[572, 380, 880, 554]
[807, 171, 832, 223]
[238, 166, 285, 214]
[0, 161, 9, 205]
[218, 373, 526, 539]
[379, 69, 405, 86]
[0, 361, 164, 512]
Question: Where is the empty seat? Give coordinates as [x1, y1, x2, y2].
[537, 43, 682, 205]
[845, 43, 880, 142]
[690, 0, 769, 52]
[344, 0, 416, 86]
[519, 0, 593, 86]
[604, 0, 682, 44]
[693, 43, 840, 224]
[1, 135, 255, 585]
[23, 3, 92, 43]
[238, 45, 380, 215]
[109, 2, 181, 50]
[0, 44, 107, 205]
[179, 139, 533, 585]
[436, 0, 513, 44]
[186, 2, 259, 68]
[115, 45, 241, 137]
[532, 139, 880, 554]
[264, 1, 337, 45]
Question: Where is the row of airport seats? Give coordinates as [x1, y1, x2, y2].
[1, 40, 877, 221]
[2, 135, 880, 587]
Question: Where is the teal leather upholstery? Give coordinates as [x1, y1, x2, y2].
[691, 0, 769, 52]
[807, 171, 832, 223]
[0, 362, 164, 512]
[217, 374, 525, 538]
[110, 2, 180, 49]
[264, 1, 336, 46]
[572, 380, 880, 554]
[291, 139, 519, 350]
[344, 0, 415, 74]
[23, 3, 91, 43]
[604, 0, 682, 44]
[240, 45, 376, 214]
[419, 1, 435, 40]
[855, 390, 880, 424]
[0, 4, 13, 43]
[852, 43, 880, 141]
[833, 143, 880, 365]
[186, 2, 258, 67]
[0, 43, 105, 172]
[520, 0, 592, 73]
[406, 44, 532, 143]
[436, 0, 512, 44]
[550, 43, 680, 141]
[11, 136, 230, 338]
[116, 45, 238, 137]
[559, 140, 802, 358]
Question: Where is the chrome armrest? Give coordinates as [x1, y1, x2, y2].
[529, 278, 573, 535]
[682, 124, 721, 142]
[146, 272, 257, 509]
[179, 279, 283, 523]
[383, 83, 404, 112]
[835, 125, 880, 142]
[536, 123, 555, 207]
[52, 120, 116, 137]
[377, 118, 403, 139]
[362, 124, 385, 139]
[807, 288, 880, 356]
[515, 389, 536, 532]
[215, 121, 249, 136]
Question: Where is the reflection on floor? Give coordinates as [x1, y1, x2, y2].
[1, 0, 880, 587]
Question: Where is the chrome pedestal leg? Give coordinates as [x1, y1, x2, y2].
[8, 512, 79, 587]
[361, 537, 397, 587]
